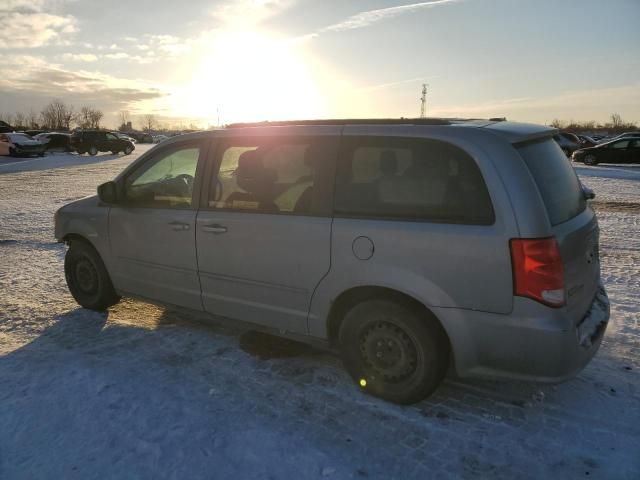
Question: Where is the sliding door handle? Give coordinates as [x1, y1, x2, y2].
[202, 224, 228, 234]
[168, 221, 190, 231]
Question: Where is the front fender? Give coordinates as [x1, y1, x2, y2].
[54, 195, 112, 271]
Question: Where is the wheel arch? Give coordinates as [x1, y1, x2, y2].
[62, 232, 96, 248]
[326, 286, 452, 353]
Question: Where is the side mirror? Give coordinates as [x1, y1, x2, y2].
[97, 181, 119, 204]
[582, 186, 596, 200]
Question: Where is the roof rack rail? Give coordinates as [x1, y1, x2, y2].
[226, 118, 454, 128]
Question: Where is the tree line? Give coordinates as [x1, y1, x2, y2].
[0, 99, 104, 131]
[549, 113, 637, 133]
[0, 101, 190, 133]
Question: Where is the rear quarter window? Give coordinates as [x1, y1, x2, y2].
[518, 139, 586, 226]
[334, 137, 494, 225]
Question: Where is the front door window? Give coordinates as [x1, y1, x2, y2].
[124, 144, 201, 208]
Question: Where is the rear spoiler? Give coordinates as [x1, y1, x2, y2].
[482, 121, 558, 145]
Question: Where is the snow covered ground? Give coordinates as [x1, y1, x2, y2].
[1, 147, 638, 479]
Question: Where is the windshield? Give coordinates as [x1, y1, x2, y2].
[8, 134, 32, 141]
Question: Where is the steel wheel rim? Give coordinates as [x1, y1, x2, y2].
[75, 259, 98, 294]
[360, 321, 418, 382]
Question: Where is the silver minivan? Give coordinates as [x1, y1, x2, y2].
[54, 119, 610, 404]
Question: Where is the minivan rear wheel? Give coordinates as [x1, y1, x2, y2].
[338, 299, 449, 404]
[64, 240, 120, 311]
[88, 146, 98, 156]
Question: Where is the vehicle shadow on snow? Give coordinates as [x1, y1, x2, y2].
[1, 303, 563, 410]
[1, 305, 633, 478]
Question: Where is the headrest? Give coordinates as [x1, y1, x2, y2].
[237, 150, 263, 179]
[235, 149, 276, 193]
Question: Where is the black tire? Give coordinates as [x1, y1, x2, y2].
[339, 298, 449, 405]
[124, 145, 133, 155]
[583, 154, 598, 166]
[111, 150, 119, 155]
[76, 149, 85, 155]
[64, 240, 120, 311]
[88, 145, 98, 156]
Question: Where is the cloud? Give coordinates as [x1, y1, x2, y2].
[0, 55, 168, 113]
[210, 0, 295, 27]
[140, 34, 192, 57]
[430, 84, 640, 123]
[304, 0, 463, 39]
[0, 12, 76, 48]
[0, 0, 76, 48]
[61, 53, 98, 62]
[105, 52, 130, 60]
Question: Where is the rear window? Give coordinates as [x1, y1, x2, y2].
[518, 139, 585, 226]
[334, 137, 494, 224]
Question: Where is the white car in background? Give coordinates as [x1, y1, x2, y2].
[115, 132, 137, 144]
[0, 132, 46, 157]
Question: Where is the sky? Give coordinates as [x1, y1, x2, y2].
[0, 0, 639, 129]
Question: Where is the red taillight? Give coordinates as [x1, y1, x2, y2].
[510, 237, 565, 307]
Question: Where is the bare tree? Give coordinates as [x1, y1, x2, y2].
[76, 106, 92, 129]
[610, 113, 623, 128]
[89, 109, 104, 129]
[40, 99, 75, 130]
[118, 110, 130, 130]
[1, 113, 14, 126]
[26, 109, 39, 128]
[550, 118, 566, 129]
[143, 114, 156, 132]
[13, 112, 26, 129]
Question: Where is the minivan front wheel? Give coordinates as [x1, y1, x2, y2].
[123, 145, 133, 155]
[88, 146, 98, 156]
[64, 241, 120, 311]
[339, 299, 449, 404]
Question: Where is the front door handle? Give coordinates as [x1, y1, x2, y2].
[168, 221, 190, 231]
[202, 224, 228, 234]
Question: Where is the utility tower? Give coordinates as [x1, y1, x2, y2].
[420, 84, 428, 118]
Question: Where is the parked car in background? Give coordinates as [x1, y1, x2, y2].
[24, 129, 47, 137]
[0, 132, 46, 157]
[0, 120, 13, 134]
[70, 130, 135, 156]
[152, 134, 169, 144]
[55, 118, 609, 405]
[577, 135, 599, 148]
[34, 133, 73, 152]
[573, 138, 640, 165]
[128, 132, 154, 143]
[609, 131, 640, 141]
[115, 132, 137, 143]
[553, 132, 581, 156]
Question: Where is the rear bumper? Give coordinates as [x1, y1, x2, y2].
[437, 285, 610, 382]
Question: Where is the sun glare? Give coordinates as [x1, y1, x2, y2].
[168, 31, 325, 125]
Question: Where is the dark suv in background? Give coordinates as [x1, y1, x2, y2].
[71, 130, 135, 156]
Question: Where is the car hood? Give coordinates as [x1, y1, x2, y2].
[575, 145, 597, 153]
[58, 194, 101, 212]
[13, 139, 42, 146]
